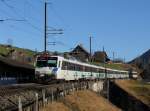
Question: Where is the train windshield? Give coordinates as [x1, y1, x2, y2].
[36, 57, 57, 67]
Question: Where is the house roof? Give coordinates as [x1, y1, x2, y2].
[71, 44, 90, 55]
[93, 51, 107, 56]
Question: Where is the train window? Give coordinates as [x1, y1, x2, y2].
[77, 65, 80, 71]
[79, 65, 81, 71]
[67, 62, 70, 69]
[83, 66, 85, 71]
[36, 60, 47, 67]
[80, 65, 83, 71]
[89, 67, 92, 72]
[72, 64, 74, 70]
[96, 68, 99, 73]
[86, 67, 90, 72]
[47, 59, 57, 67]
[99, 69, 104, 73]
[91, 68, 93, 72]
[88, 67, 90, 72]
[76, 65, 79, 71]
[92, 68, 94, 72]
[107, 71, 109, 74]
[74, 64, 77, 70]
[75, 64, 82, 71]
[68, 63, 74, 70]
[36, 57, 57, 67]
[92, 68, 95, 72]
[70, 64, 72, 70]
[85, 67, 87, 72]
[85, 66, 88, 72]
[62, 61, 68, 70]
[108, 71, 110, 74]
[62, 61, 77, 71]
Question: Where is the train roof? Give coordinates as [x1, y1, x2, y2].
[52, 56, 128, 72]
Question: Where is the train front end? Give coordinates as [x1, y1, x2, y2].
[35, 55, 59, 82]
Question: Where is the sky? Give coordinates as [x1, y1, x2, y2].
[0, 0, 150, 61]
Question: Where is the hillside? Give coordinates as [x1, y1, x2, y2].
[130, 49, 150, 66]
[0, 44, 36, 64]
[90, 61, 138, 72]
[42, 90, 121, 111]
[130, 49, 150, 81]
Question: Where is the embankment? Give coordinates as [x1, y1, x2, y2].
[42, 90, 121, 111]
[109, 80, 150, 111]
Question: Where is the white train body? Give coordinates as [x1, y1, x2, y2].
[35, 55, 131, 81]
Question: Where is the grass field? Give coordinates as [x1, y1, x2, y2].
[90, 61, 134, 71]
[0, 44, 35, 60]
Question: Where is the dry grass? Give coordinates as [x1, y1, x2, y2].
[42, 90, 121, 111]
[41, 102, 70, 111]
[115, 80, 150, 105]
[63, 90, 121, 111]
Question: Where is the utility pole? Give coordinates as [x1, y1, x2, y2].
[103, 47, 109, 100]
[113, 52, 115, 63]
[103, 46, 104, 52]
[89, 36, 92, 63]
[44, 2, 47, 53]
[124, 57, 125, 63]
[43, 2, 63, 52]
[103, 47, 107, 78]
[89, 36, 93, 79]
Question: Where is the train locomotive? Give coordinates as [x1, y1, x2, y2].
[35, 54, 136, 82]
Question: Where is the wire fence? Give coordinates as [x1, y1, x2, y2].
[0, 81, 100, 111]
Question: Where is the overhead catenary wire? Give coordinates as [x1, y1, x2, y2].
[1, 0, 42, 32]
[0, 25, 39, 47]
[0, 3, 42, 39]
[0, 11, 41, 39]
[0, 19, 42, 40]
[6, 24, 42, 39]
[0, 4, 15, 18]
[0, 0, 69, 51]
[25, 0, 44, 24]
[38, 0, 44, 3]
[49, 4, 69, 30]
[1, 0, 66, 32]
[0, 0, 42, 38]
[0, 18, 26, 21]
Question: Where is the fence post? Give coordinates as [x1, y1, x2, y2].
[42, 89, 46, 107]
[72, 83, 74, 92]
[86, 82, 88, 89]
[35, 93, 39, 111]
[51, 89, 54, 103]
[18, 96, 22, 111]
[56, 88, 59, 101]
[63, 84, 65, 97]
[83, 82, 85, 90]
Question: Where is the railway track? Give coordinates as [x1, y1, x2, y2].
[0, 83, 53, 110]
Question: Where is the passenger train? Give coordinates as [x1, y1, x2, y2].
[35, 54, 137, 82]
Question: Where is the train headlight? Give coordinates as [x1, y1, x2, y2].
[40, 74, 44, 77]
